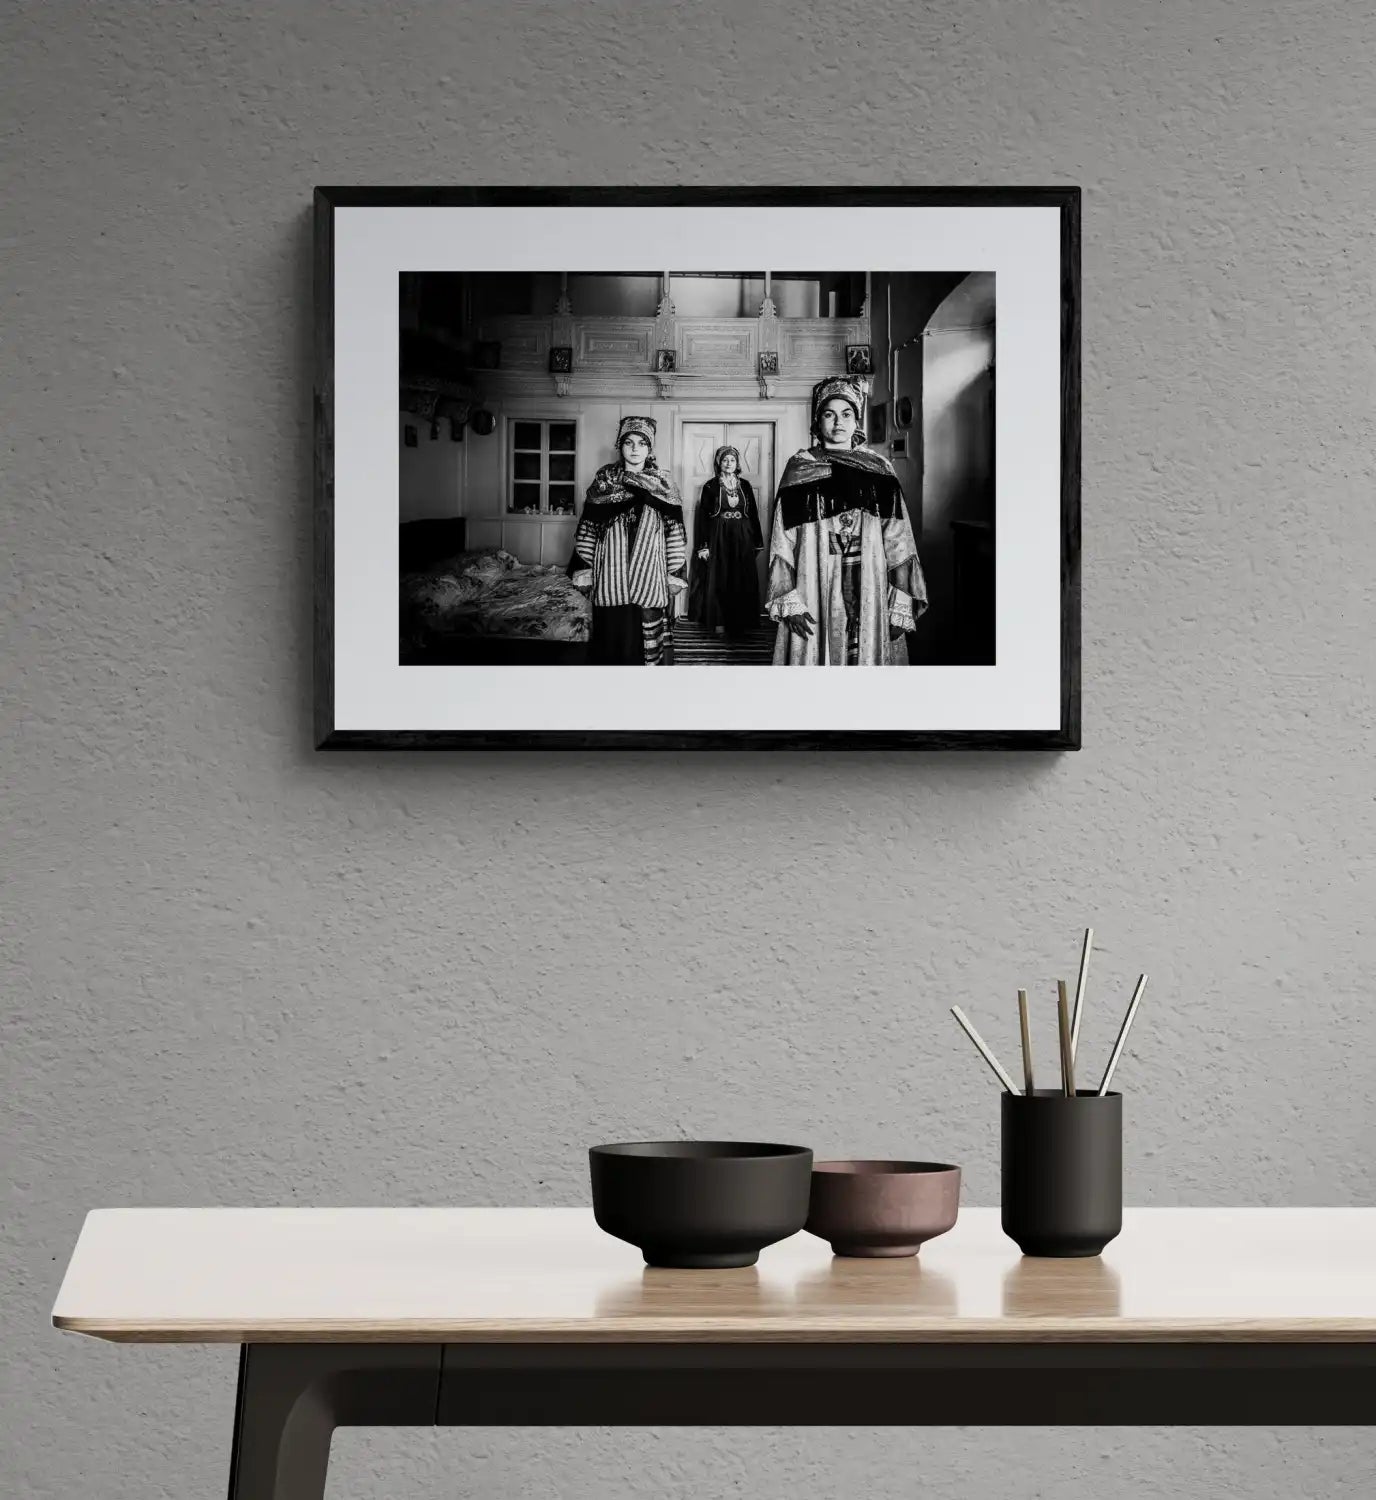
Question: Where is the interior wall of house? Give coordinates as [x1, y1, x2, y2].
[526, 273, 662, 317]
[484, 273, 831, 322]
[461, 395, 632, 564]
[870, 271, 968, 516]
[6, 5, 1373, 1500]
[915, 272, 996, 662]
[398, 411, 465, 521]
[455, 393, 813, 565]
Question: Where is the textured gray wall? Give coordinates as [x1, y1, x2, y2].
[3, 1, 1373, 1495]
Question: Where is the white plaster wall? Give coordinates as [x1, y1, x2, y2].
[399, 412, 464, 521]
[3, 2, 1374, 1497]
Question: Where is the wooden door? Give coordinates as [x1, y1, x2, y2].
[679, 423, 724, 620]
[726, 422, 775, 599]
[681, 423, 725, 560]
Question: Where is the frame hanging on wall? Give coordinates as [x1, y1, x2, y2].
[315, 186, 1080, 749]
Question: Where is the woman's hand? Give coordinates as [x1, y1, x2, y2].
[783, 611, 816, 640]
[697, 547, 709, 559]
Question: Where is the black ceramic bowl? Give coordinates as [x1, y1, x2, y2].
[589, 1141, 814, 1268]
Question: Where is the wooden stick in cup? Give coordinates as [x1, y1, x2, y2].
[950, 1005, 1020, 1094]
[1069, 926, 1094, 1063]
[1056, 980, 1075, 1097]
[1017, 989, 1035, 1095]
[1098, 974, 1149, 1095]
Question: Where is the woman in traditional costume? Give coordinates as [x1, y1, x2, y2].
[568, 415, 688, 665]
[765, 376, 927, 665]
[687, 444, 764, 637]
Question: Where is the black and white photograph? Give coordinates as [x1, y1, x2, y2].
[399, 268, 995, 671]
[319, 190, 1077, 746]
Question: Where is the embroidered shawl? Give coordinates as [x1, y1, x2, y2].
[775, 445, 908, 529]
[569, 461, 687, 610]
[580, 460, 683, 521]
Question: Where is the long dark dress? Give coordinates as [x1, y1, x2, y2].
[688, 477, 764, 636]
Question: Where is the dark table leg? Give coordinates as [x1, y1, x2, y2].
[225, 1344, 439, 1500]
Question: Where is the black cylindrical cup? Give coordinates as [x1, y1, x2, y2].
[1001, 1090, 1122, 1257]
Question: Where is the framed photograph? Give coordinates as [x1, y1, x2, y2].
[316, 187, 1079, 748]
[845, 343, 873, 375]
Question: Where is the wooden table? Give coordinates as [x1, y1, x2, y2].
[53, 1207, 1376, 1498]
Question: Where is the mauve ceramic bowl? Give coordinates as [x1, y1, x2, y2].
[805, 1160, 961, 1258]
[589, 1141, 814, 1268]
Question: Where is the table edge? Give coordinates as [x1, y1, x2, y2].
[53, 1315, 1376, 1345]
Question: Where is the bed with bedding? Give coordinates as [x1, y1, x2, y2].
[400, 540, 591, 665]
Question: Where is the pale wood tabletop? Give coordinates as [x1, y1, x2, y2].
[51, 1206, 1376, 1345]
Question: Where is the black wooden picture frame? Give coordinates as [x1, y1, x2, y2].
[315, 186, 1080, 750]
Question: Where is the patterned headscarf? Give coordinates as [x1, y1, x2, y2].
[714, 444, 742, 478]
[617, 414, 657, 452]
[811, 375, 867, 447]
